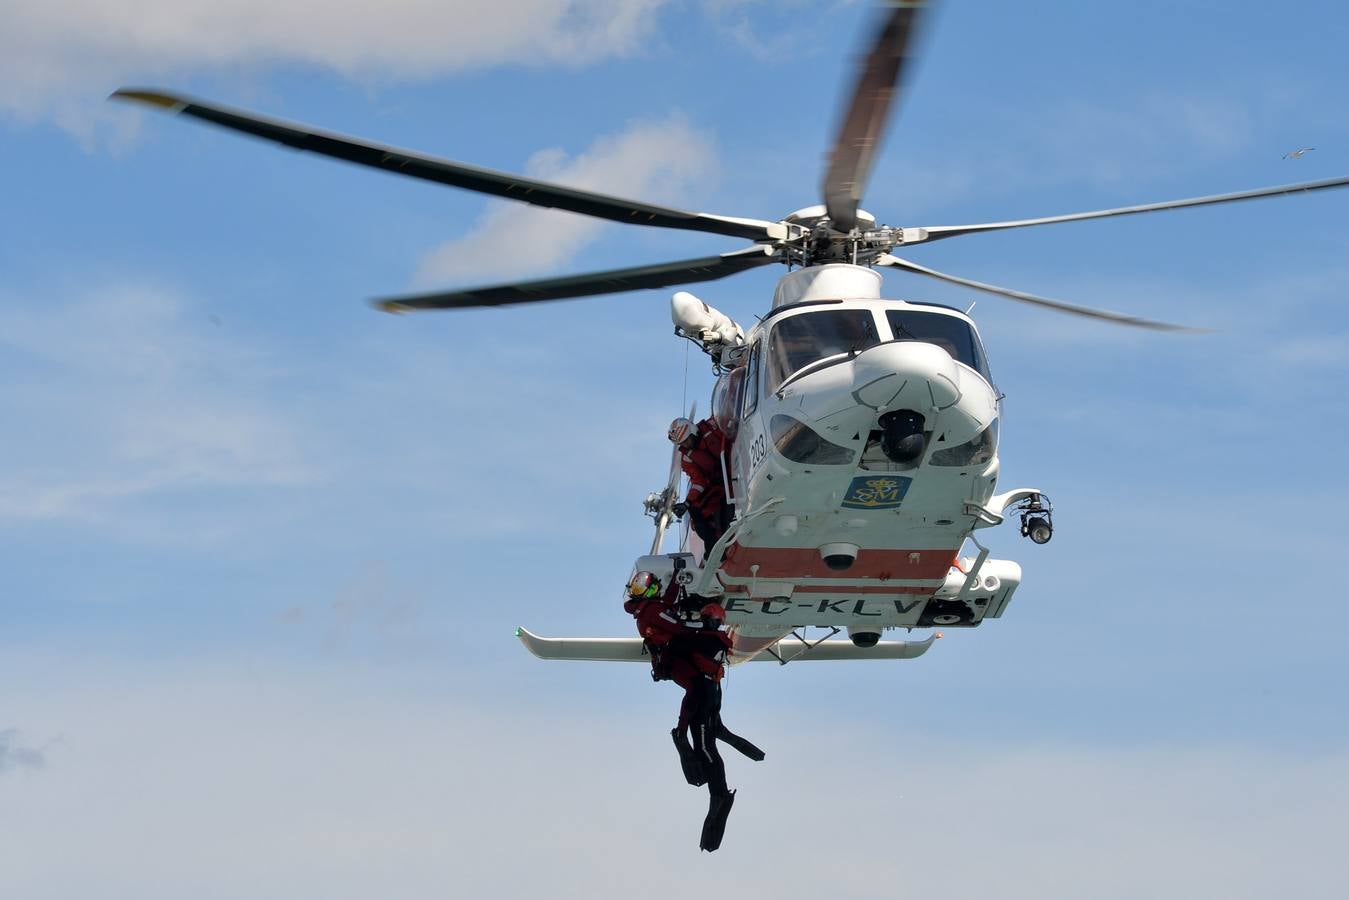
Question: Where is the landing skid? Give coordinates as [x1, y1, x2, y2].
[515, 626, 938, 664]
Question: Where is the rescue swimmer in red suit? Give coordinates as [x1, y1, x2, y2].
[668, 417, 732, 561]
[624, 567, 765, 852]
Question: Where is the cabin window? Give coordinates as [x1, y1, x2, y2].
[884, 310, 992, 381]
[741, 341, 761, 418]
[766, 310, 880, 392]
[712, 366, 746, 441]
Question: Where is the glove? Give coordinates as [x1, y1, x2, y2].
[672, 502, 688, 518]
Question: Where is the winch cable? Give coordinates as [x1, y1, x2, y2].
[681, 338, 689, 420]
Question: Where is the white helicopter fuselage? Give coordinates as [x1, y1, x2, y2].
[667, 264, 1042, 662]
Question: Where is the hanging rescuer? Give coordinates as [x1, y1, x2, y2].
[624, 566, 765, 852]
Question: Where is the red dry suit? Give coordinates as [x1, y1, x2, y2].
[680, 419, 733, 559]
[624, 586, 730, 693]
[679, 419, 729, 520]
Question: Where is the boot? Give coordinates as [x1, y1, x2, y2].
[717, 724, 765, 762]
[699, 789, 736, 852]
[672, 728, 706, 787]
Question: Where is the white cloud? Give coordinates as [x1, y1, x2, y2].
[1, 654, 1345, 899]
[0, 0, 669, 134]
[1047, 94, 1255, 180]
[279, 560, 424, 651]
[0, 285, 319, 528]
[888, 92, 1258, 218]
[414, 113, 718, 287]
[700, 0, 826, 62]
[0, 279, 685, 550]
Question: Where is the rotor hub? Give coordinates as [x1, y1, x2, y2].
[783, 205, 877, 232]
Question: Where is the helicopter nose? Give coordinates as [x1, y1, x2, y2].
[850, 341, 960, 413]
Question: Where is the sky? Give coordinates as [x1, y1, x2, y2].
[2, 0, 1348, 895]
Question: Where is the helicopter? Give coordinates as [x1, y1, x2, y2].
[112, 1, 1349, 667]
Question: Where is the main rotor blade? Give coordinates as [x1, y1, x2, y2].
[111, 89, 784, 243]
[822, 1, 933, 233]
[917, 175, 1349, 243]
[376, 246, 780, 312]
[875, 253, 1201, 332]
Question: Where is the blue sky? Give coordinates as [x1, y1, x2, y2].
[2, 1, 1348, 895]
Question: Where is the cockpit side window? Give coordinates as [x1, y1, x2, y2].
[712, 365, 746, 441]
[741, 341, 761, 419]
[885, 310, 992, 382]
[766, 309, 880, 392]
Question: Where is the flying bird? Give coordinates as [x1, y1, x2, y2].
[1283, 147, 1316, 159]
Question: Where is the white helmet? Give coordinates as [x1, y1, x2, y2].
[667, 417, 694, 444]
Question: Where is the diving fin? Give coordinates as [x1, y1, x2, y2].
[699, 789, 736, 852]
[717, 724, 765, 762]
[672, 728, 706, 787]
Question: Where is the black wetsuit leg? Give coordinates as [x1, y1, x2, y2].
[688, 676, 728, 796]
[717, 503, 733, 538]
[688, 508, 719, 561]
[691, 676, 736, 851]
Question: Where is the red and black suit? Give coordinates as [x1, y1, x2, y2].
[623, 586, 762, 797]
[680, 419, 732, 559]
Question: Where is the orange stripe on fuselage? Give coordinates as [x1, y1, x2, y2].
[728, 580, 938, 593]
[719, 544, 956, 581]
[723, 583, 937, 595]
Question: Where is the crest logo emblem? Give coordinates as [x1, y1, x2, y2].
[841, 475, 912, 509]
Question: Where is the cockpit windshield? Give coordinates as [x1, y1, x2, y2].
[766, 309, 880, 391]
[885, 309, 992, 382]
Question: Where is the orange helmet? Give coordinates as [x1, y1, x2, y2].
[627, 571, 662, 599]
